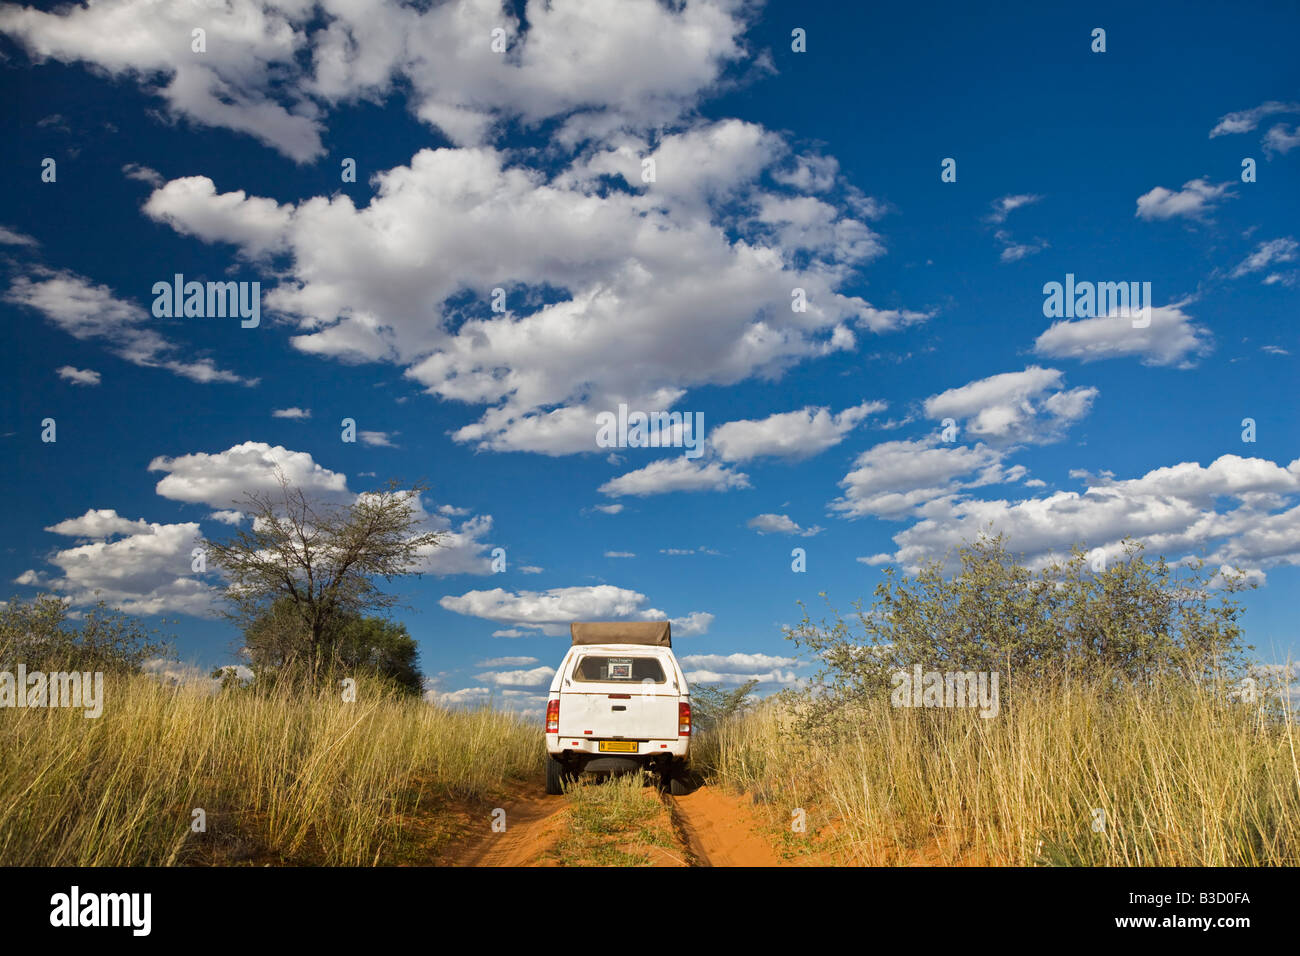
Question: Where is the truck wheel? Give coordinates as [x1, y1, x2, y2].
[546, 758, 566, 795]
[668, 771, 689, 796]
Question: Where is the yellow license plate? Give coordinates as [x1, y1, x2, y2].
[598, 740, 638, 753]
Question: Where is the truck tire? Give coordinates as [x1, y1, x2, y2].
[546, 757, 566, 795]
[668, 770, 690, 795]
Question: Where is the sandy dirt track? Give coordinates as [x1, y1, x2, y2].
[446, 779, 795, 867]
[446, 791, 568, 866]
[667, 785, 786, 866]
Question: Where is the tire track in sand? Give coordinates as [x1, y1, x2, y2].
[445, 790, 567, 866]
[665, 784, 787, 867]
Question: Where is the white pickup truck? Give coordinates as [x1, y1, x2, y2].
[544, 621, 691, 794]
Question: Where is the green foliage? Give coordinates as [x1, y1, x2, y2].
[243, 597, 422, 695]
[327, 614, 423, 696]
[691, 678, 759, 732]
[785, 533, 1254, 727]
[0, 593, 172, 673]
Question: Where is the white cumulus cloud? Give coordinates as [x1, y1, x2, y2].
[711, 401, 885, 462]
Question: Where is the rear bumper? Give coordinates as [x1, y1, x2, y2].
[547, 733, 689, 762]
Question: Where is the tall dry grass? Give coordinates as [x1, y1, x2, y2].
[695, 676, 1300, 865]
[0, 671, 544, 866]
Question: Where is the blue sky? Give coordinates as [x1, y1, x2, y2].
[2, 0, 1298, 710]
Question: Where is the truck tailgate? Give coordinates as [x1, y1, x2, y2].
[558, 688, 679, 739]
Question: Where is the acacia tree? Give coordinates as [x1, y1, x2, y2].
[204, 473, 442, 684]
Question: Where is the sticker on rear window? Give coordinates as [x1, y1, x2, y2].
[573, 656, 666, 683]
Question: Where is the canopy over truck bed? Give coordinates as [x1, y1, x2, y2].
[570, 621, 671, 647]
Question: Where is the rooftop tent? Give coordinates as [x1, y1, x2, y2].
[570, 621, 671, 648]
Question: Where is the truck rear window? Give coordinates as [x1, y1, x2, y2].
[572, 655, 667, 683]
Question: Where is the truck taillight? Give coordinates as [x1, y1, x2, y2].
[546, 698, 559, 734]
[678, 701, 691, 737]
